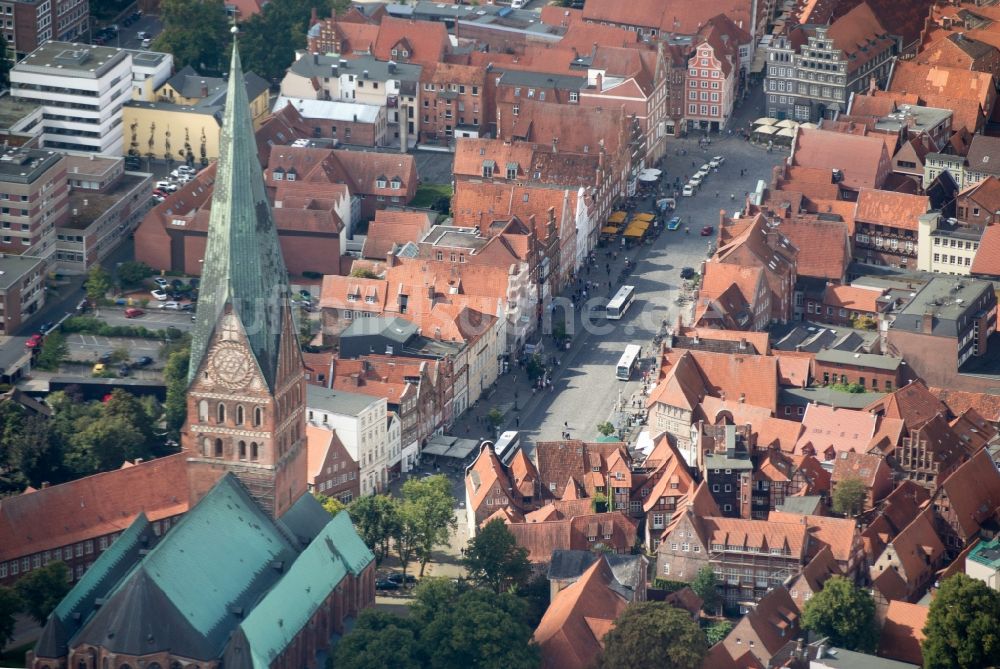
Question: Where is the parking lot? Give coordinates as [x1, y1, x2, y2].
[100, 307, 194, 331]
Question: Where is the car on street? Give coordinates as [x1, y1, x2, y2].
[136, 30, 148, 40]
[25, 333, 43, 348]
[700, 225, 714, 236]
[99, 351, 114, 363]
[680, 267, 696, 280]
[682, 184, 696, 197]
[92, 363, 106, 375]
[699, 164, 711, 173]
[689, 174, 703, 187]
[151, 289, 168, 301]
[118, 364, 131, 377]
[710, 155, 725, 168]
[666, 216, 682, 231]
[181, 303, 195, 311]
[387, 573, 417, 585]
[141, 38, 151, 49]
[152, 188, 169, 199]
[124, 307, 145, 318]
[175, 174, 194, 184]
[155, 181, 178, 192]
[694, 169, 709, 181]
[375, 579, 400, 591]
[135, 356, 154, 367]
[154, 277, 169, 288]
[38, 322, 54, 334]
[160, 301, 181, 310]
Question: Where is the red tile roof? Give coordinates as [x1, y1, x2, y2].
[889, 61, 994, 114]
[823, 284, 884, 313]
[854, 189, 929, 231]
[534, 441, 629, 500]
[689, 349, 779, 413]
[533, 556, 629, 669]
[0, 453, 192, 563]
[937, 448, 1000, 541]
[831, 451, 888, 490]
[792, 128, 889, 191]
[775, 353, 810, 387]
[362, 210, 433, 260]
[878, 600, 928, 666]
[753, 417, 805, 453]
[704, 517, 809, 557]
[773, 215, 850, 281]
[864, 379, 949, 431]
[971, 224, 1000, 276]
[796, 405, 878, 460]
[508, 511, 637, 562]
[372, 17, 449, 65]
[768, 511, 859, 565]
[722, 586, 800, 665]
[931, 387, 1000, 423]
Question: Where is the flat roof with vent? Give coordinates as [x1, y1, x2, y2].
[0, 253, 45, 291]
[0, 148, 62, 183]
[14, 41, 129, 78]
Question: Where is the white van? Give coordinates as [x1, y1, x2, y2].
[511, 0, 525, 7]
[141, 37, 151, 49]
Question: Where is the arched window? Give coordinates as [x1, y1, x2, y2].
[254, 406, 263, 427]
[214, 438, 223, 457]
[78, 660, 87, 669]
[238, 441, 247, 460]
[170, 662, 183, 669]
[251, 442, 259, 461]
[102, 659, 108, 669]
[236, 405, 245, 425]
[119, 664, 132, 669]
[217, 403, 226, 424]
[147, 663, 162, 669]
[198, 400, 208, 422]
[203, 437, 212, 457]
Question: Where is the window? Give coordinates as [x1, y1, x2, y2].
[236, 405, 244, 425]
[251, 442, 259, 461]
[254, 406, 263, 426]
[238, 441, 246, 459]
[198, 400, 208, 422]
[376, 178, 387, 188]
[217, 403, 226, 423]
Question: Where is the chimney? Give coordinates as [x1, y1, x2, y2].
[40, 481, 49, 489]
[386, 251, 397, 267]
[922, 312, 934, 334]
[200, 81, 208, 98]
[427, 284, 435, 301]
[739, 337, 747, 350]
[552, 137, 558, 153]
[312, 53, 319, 65]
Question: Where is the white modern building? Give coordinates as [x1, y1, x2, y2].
[307, 384, 389, 496]
[11, 42, 134, 154]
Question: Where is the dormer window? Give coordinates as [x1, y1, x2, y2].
[392, 49, 398, 56]
[376, 177, 387, 188]
[286, 170, 296, 182]
[512, 104, 519, 116]
[390, 178, 401, 190]
[402, 50, 409, 57]
[482, 160, 495, 178]
[273, 169, 284, 181]
[569, 91, 578, 103]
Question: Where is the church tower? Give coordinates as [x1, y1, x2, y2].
[181, 34, 308, 518]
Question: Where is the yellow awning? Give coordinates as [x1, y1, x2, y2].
[608, 211, 627, 223]
[601, 226, 621, 234]
[631, 213, 655, 222]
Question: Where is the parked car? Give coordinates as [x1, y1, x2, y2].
[38, 322, 54, 334]
[181, 303, 195, 312]
[92, 363, 106, 375]
[155, 181, 178, 192]
[710, 155, 725, 167]
[118, 364, 131, 377]
[175, 174, 194, 184]
[700, 225, 714, 236]
[680, 267, 696, 280]
[375, 579, 400, 591]
[25, 333, 43, 348]
[699, 163, 711, 173]
[136, 30, 148, 40]
[151, 289, 168, 301]
[135, 356, 154, 367]
[152, 189, 170, 199]
[124, 307, 145, 318]
[99, 351, 114, 363]
[666, 216, 682, 231]
[694, 169, 709, 181]
[387, 573, 417, 585]
[141, 38, 151, 49]
[154, 277, 169, 288]
[689, 174, 703, 187]
[160, 301, 181, 310]
[682, 184, 696, 197]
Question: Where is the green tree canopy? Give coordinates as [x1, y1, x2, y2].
[0, 585, 20, 651]
[348, 494, 400, 566]
[462, 518, 531, 594]
[600, 601, 707, 669]
[117, 261, 154, 287]
[690, 565, 721, 614]
[923, 573, 1000, 669]
[832, 477, 868, 516]
[85, 264, 112, 304]
[330, 609, 422, 669]
[0, 35, 11, 88]
[597, 421, 616, 437]
[163, 346, 191, 439]
[316, 494, 347, 516]
[14, 561, 70, 625]
[35, 330, 68, 371]
[801, 575, 878, 652]
[705, 620, 733, 646]
[157, 0, 230, 73]
[401, 475, 457, 576]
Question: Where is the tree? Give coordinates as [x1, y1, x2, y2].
[421, 589, 540, 669]
[462, 518, 531, 594]
[801, 575, 878, 652]
[485, 408, 503, 431]
[411, 577, 465, 621]
[705, 620, 733, 646]
[330, 609, 422, 669]
[85, 264, 112, 304]
[0, 35, 11, 89]
[394, 502, 421, 587]
[35, 330, 68, 371]
[317, 494, 347, 516]
[157, 0, 230, 73]
[117, 261, 154, 287]
[600, 601, 707, 669]
[348, 494, 400, 565]
[350, 268, 378, 279]
[923, 573, 1000, 669]
[832, 477, 868, 516]
[0, 585, 20, 651]
[69, 414, 145, 472]
[691, 565, 722, 615]
[163, 346, 190, 438]
[401, 475, 458, 577]
[6, 415, 60, 488]
[597, 421, 616, 437]
[14, 561, 70, 625]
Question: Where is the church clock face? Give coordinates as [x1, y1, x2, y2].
[209, 341, 254, 389]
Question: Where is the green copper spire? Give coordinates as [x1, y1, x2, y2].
[188, 34, 293, 388]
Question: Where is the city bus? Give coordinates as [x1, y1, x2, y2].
[606, 285, 636, 320]
[616, 344, 642, 381]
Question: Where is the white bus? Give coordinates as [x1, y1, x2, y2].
[616, 344, 642, 381]
[606, 285, 636, 320]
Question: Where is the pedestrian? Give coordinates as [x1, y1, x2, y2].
[516, 417, 520, 427]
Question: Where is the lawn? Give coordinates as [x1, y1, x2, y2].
[410, 183, 453, 209]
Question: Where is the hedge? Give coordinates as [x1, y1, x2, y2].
[60, 316, 185, 341]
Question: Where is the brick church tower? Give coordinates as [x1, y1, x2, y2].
[181, 37, 308, 518]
